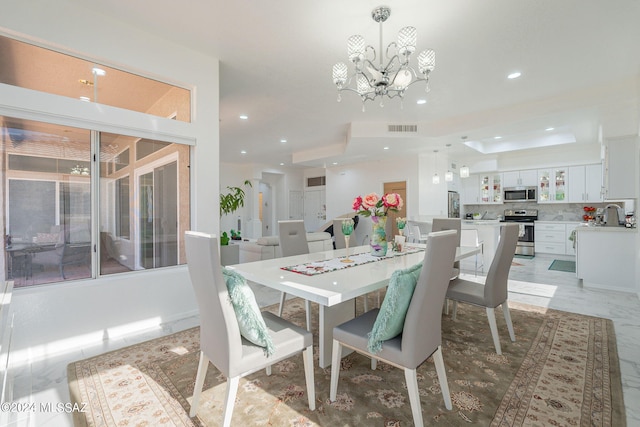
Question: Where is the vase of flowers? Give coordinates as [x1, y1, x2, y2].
[352, 192, 404, 257]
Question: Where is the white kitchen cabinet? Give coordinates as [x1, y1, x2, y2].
[568, 164, 603, 203]
[503, 169, 537, 187]
[479, 173, 503, 204]
[461, 174, 480, 204]
[537, 167, 567, 203]
[604, 136, 638, 200]
[576, 227, 636, 292]
[535, 222, 567, 255]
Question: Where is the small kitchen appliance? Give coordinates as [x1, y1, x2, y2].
[604, 204, 624, 227]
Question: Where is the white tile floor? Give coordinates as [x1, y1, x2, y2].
[3, 253, 639, 426]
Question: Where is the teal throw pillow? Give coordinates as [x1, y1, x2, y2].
[367, 262, 423, 354]
[222, 268, 275, 356]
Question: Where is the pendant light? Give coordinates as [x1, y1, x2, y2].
[459, 136, 470, 178]
[445, 143, 453, 182]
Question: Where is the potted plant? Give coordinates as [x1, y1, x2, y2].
[219, 180, 252, 245]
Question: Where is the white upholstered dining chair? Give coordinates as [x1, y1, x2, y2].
[278, 220, 312, 330]
[184, 231, 315, 427]
[329, 230, 458, 427]
[446, 223, 519, 355]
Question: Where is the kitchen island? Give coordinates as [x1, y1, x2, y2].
[575, 226, 637, 292]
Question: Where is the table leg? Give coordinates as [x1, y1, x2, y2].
[318, 300, 355, 368]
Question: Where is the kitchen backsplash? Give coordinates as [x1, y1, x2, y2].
[463, 201, 633, 222]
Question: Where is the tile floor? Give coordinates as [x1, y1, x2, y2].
[3, 253, 639, 426]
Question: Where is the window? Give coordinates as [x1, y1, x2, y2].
[2, 116, 191, 286]
[0, 35, 191, 122]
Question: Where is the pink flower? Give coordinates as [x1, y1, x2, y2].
[361, 193, 379, 210]
[352, 196, 363, 211]
[383, 193, 403, 209]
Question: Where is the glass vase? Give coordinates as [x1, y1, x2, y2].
[370, 216, 388, 257]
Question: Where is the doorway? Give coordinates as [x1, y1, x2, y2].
[383, 181, 407, 236]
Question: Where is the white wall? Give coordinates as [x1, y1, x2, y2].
[1, 1, 218, 357]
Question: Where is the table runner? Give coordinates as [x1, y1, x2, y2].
[281, 246, 424, 276]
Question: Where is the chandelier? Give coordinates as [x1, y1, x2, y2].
[332, 5, 436, 109]
[71, 164, 90, 175]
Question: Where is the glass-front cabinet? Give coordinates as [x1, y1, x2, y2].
[479, 173, 503, 204]
[538, 167, 567, 202]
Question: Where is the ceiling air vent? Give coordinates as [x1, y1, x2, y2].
[387, 124, 418, 133]
[307, 176, 326, 187]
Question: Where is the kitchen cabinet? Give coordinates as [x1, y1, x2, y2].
[535, 221, 581, 256]
[503, 169, 537, 187]
[535, 222, 567, 255]
[461, 174, 480, 204]
[568, 164, 603, 203]
[479, 173, 503, 204]
[604, 136, 638, 200]
[576, 227, 636, 292]
[537, 167, 567, 203]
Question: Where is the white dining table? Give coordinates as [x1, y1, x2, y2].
[228, 244, 480, 367]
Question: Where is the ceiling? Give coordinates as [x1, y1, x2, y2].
[18, 1, 640, 167]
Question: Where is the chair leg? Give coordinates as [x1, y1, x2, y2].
[222, 376, 240, 427]
[502, 301, 516, 342]
[329, 339, 342, 401]
[443, 299, 449, 315]
[452, 301, 458, 320]
[371, 358, 377, 370]
[363, 294, 369, 312]
[190, 351, 209, 417]
[404, 368, 424, 427]
[305, 299, 312, 331]
[486, 307, 502, 355]
[302, 346, 316, 410]
[266, 365, 272, 376]
[432, 346, 452, 410]
[278, 292, 286, 317]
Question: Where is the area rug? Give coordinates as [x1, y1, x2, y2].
[548, 259, 577, 273]
[68, 298, 625, 426]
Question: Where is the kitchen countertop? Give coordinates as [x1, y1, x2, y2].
[462, 220, 502, 226]
[535, 220, 582, 224]
[576, 225, 636, 232]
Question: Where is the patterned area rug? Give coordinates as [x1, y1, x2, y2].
[68, 298, 625, 426]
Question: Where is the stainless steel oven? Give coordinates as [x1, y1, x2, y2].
[501, 209, 538, 256]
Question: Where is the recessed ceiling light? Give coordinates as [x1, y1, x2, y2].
[416, 99, 427, 105]
[279, 162, 285, 166]
[494, 136, 502, 140]
[545, 127, 555, 131]
[239, 114, 248, 120]
[280, 138, 287, 143]
[332, 162, 338, 165]
[383, 146, 390, 150]
[507, 72, 521, 79]
[92, 67, 106, 76]
[240, 150, 247, 154]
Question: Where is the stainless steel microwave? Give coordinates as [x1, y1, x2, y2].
[504, 187, 537, 202]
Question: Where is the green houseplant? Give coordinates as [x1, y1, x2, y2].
[219, 180, 251, 245]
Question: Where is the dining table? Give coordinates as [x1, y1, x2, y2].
[228, 243, 481, 368]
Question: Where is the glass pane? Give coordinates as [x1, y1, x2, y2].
[0, 35, 191, 122]
[2, 117, 92, 287]
[99, 133, 189, 276]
